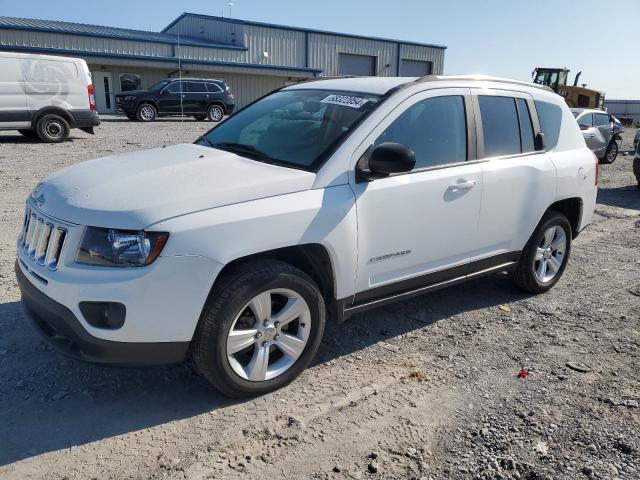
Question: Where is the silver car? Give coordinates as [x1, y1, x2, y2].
[572, 108, 619, 164]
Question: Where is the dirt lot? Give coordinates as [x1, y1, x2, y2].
[0, 118, 638, 480]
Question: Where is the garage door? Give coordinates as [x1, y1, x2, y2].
[338, 53, 376, 76]
[399, 59, 433, 77]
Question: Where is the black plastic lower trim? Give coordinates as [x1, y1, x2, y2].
[16, 261, 189, 366]
[70, 109, 100, 128]
[342, 251, 520, 318]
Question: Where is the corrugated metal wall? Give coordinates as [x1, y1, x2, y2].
[308, 33, 396, 76]
[167, 17, 445, 76]
[0, 29, 172, 57]
[399, 44, 445, 75]
[605, 100, 640, 125]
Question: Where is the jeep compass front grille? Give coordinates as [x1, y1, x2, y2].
[19, 206, 67, 271]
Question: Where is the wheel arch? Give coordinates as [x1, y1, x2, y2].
[135, 99, 159, 111]
[30, 107, 74, 129]
[547, 197, 583, 239]
[207, 100, 227, 114]
[211, 244, 337, 307]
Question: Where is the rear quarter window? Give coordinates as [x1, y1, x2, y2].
[534, 101, 562, 150]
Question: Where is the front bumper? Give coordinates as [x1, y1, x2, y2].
[16, 261, 189, 366]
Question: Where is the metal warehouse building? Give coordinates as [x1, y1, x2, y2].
[0, 13, 446, 113]
[605, 100, 640, 126]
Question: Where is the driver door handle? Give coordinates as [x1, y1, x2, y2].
[448, 180, 476, 190]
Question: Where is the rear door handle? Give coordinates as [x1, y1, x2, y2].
[448, 180, 476, 190]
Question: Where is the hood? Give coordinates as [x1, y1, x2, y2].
[33, 144, 316, 229]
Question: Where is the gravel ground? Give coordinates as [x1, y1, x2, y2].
[0, 117, 638, 480]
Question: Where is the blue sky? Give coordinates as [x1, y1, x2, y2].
[2, 0, 639, 98]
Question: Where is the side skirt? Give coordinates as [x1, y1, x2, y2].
[337, 252, 520, 321]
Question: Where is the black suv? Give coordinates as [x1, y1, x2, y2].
[115, 78, 235, 122]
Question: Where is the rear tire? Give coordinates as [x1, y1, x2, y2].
[207, 104, 224, 122]
[193, 260, 325, 398]
[36, 114, 70, 143]
[513, 211, 572, 294]
[600, 141, 618, 164]
[136, 104, 157, 122]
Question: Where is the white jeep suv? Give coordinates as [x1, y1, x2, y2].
[16, 76, 598, 398]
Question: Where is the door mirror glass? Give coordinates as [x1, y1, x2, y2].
[161, 89, 170, 96]
[368, 142, 416, 175]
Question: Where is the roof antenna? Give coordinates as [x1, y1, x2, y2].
[228, 0, 235, 18]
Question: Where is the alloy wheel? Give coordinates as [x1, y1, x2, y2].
[139, 105, 155, 121]
[533, 225, 566, 283]
[208, 106, 224, 122]
[226, 289, 311, 382]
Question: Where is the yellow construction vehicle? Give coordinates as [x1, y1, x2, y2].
[532, 68, 605, 110]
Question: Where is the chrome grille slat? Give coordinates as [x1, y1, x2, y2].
[18, 204, 67, 271]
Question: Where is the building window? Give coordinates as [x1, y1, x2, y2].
[338, 53, 376, 76]
[120, 73, 141, 92]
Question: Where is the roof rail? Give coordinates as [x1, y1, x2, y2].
[413, 74, 555, 92]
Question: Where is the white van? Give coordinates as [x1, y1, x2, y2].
[0, 52, 99, 142]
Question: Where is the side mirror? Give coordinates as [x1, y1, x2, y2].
[579, 124, 589, 131]
[534, 132, 545, 151]
[369, 143, 416, 175]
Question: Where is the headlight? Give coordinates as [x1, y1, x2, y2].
[124, 96, 136, 101]
[76, 227, 169, 267]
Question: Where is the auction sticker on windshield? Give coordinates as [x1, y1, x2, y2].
[321, 94, 369, 109]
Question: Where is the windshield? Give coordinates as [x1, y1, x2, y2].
[149, 80, 170, 91]
[199, 89, 382, 171]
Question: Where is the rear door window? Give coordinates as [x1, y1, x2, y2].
[478, 96, 521, 157]
[534, 101, 563, 150]
[594, 113, 610, 127]
[186, 81, 207, 93]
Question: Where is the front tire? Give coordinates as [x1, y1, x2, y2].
[136, 103, 157, 122]
[36, 114, 70, 143]
[193, 260, 326, 398]
[601, 141, 618, 164]
[513, 211, 572, 294]
[207, 104, 224, 122]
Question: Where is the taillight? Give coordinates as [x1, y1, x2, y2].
[87, 84, 96, 111]
[227, 92, 234, 101]
[594, 152, 599, 186]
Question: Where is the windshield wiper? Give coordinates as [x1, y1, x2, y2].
[210, 142, 275, 164]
